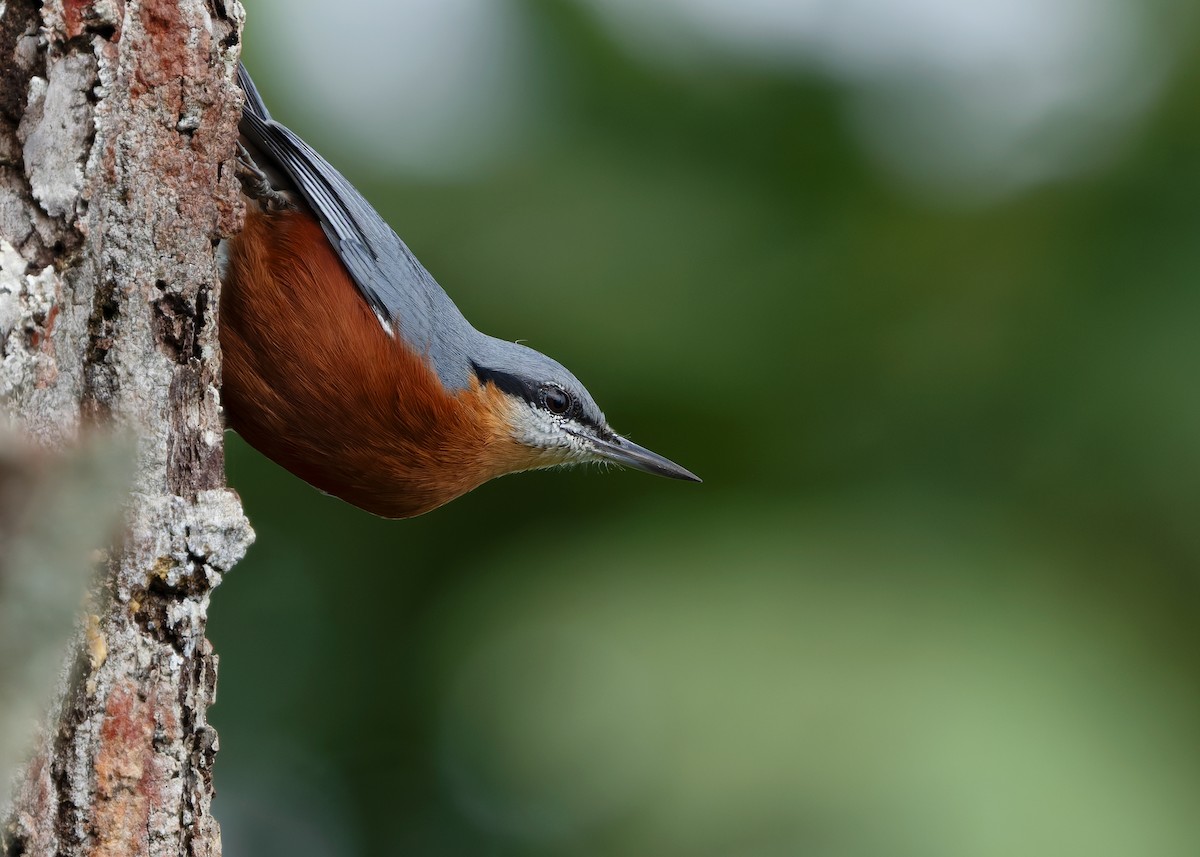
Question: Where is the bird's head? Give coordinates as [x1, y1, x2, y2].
[469, 342, 699, 483]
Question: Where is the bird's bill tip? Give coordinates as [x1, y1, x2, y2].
[585, 432, 701, 483]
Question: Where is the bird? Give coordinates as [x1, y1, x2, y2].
[219, 64, 699, 519]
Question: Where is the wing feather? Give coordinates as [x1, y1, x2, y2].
[236, 64, 447, 330]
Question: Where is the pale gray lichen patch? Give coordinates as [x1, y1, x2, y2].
[0, 238, 59, 404]
[18, 53, 97, 220]
[127, 490, 254, 595]
[185, 489, 256, 575]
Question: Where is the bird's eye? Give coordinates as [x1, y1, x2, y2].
[541, 384, 571, 415]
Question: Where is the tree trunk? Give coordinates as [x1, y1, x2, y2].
[0, 1, 252, 855]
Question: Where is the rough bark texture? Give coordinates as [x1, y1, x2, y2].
[0, 1, 252, 855]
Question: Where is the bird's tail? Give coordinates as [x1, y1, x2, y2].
[238, 63, 271, 123]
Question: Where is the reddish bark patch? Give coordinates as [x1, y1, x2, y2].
[59, 0, 89, 39]
[90, 680, 174, 857]
[132, 0, 208, 99]
[58, 0, 125, 41]
[28, 303, 59, 349]
[6, 743, 57, 853]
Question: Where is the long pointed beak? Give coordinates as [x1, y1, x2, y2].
[579, 430, 701, 482]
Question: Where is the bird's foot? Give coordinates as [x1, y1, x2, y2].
[236, 144, 296, 214]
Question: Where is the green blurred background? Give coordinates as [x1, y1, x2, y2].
[213, 1, 1200, 854]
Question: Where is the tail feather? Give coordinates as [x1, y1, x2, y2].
[238, 63, 271, 122]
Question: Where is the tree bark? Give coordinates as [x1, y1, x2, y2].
[0, 1, 252, 855]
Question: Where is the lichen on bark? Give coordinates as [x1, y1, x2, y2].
[0, 1, 253, 855]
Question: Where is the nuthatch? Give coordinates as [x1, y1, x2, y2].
[220, 65, 699, 519]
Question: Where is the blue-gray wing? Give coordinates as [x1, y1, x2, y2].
[236, 64, 447, 331]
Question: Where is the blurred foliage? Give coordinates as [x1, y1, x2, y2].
[0, 432, 131, 792]
[214, 2, 1200, 855]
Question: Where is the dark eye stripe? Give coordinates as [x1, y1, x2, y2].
[471, 363, 540, 405]
[472, 362, 603, 430]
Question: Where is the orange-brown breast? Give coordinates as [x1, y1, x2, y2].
[220, 206, 546, 518]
